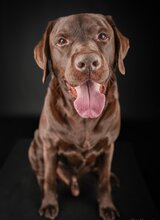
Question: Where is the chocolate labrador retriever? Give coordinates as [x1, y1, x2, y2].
[28, 13, 129, 220]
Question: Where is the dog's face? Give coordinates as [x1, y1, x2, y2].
[51, 14, 114, 85]
[34, 14, 129, 118]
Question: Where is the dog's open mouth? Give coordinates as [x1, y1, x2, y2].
[67, 81, 106, 118]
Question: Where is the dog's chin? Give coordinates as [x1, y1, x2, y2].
[66, 80, 106, 119]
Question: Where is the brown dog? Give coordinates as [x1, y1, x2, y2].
[28, 13, 129, 220]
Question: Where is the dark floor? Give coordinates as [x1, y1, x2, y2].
[0, 117, 160, 215]
[0, 139, 159, 220]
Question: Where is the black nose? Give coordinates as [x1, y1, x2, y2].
[75, 53, 101, 72]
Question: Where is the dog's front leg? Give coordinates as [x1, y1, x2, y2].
[98, 143, 119, 220]
[39, 140, 59, 220]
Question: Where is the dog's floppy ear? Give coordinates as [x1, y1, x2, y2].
[106, 15, 130, 75]
[34, 20, 56, 83]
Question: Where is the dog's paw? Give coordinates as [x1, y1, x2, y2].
[39, 201, 59, 219]
[71, 176, 80, 196]
[99, 206, 119, 220]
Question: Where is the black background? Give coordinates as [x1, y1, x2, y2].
[0, 0, 159, 213]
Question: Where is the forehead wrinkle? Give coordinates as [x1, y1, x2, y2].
[53, 15, 80, 35]
[79, 14, 111, 29]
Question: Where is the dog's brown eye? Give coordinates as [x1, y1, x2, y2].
[98, 32, 109, 41]
[57, 37, 68, 46]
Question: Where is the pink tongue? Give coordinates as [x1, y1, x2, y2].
[74, 81, 105, 118]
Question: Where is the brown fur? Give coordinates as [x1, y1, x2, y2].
[28, 13, 129, 220]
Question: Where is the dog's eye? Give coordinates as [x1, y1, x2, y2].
[57, 37, 68, 46]
[98, 32, 109, 41]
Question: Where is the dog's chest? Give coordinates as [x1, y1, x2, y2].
[57, 142, 105, 173]
[55, 118, 110, 172]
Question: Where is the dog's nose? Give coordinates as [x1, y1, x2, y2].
[75, 53, 101, 72]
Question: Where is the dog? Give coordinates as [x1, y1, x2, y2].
[28, 13, 129, 220]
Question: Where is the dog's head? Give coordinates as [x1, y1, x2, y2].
[34, 13, 129, 118]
